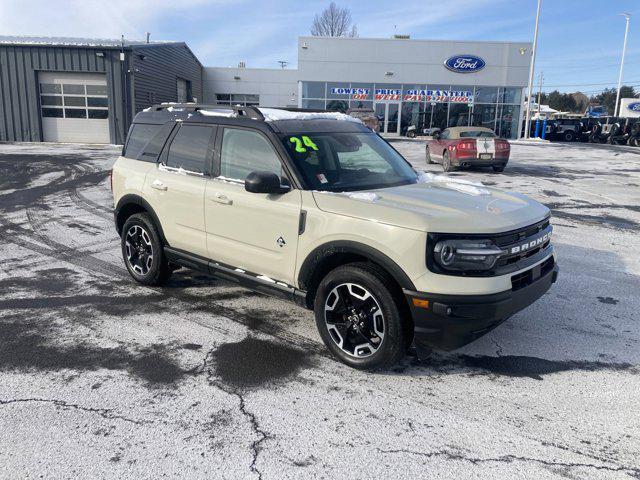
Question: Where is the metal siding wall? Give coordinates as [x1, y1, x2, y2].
[0, 45, 128, 143]
[131, 44, 203, 113]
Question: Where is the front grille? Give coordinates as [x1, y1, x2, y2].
[427, 216, 554, 278]
[495, 219, 552, 269]
[511, 256, 555, 291]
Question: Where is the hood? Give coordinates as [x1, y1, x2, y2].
[312, 181, 550, 234]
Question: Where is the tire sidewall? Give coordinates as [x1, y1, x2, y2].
[314, 265, 404, 370]
[121, 213, 166, 285]
[443, 151, 452, 172]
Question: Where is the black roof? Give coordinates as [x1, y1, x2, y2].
[132, 104, 371, 134]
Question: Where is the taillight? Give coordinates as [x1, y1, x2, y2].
[496, 140, 510, 150]
[458, 140, 476, 150]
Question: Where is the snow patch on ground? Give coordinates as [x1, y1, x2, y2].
[416, 171, 491, 196]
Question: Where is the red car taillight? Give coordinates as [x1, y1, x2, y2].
[458, 140, 476, 151]
[496, 140, 510, 150]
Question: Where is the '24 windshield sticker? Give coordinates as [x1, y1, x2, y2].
[289, 136, 319, 153]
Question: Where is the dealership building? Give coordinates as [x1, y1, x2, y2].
[0, 35, 531, 143]
[204, 36, 531, 138]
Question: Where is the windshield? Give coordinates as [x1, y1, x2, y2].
[281, 132, 417, 191]
[459, 130, 496, 138]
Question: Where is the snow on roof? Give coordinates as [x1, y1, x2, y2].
[0, 35, 179, 48]
[258, 108, 362, 123]
[198, 109, 236, 117]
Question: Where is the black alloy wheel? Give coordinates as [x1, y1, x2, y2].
[323, 282, 385, 359]
[121, 213, 171, 286]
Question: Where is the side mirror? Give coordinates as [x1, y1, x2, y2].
[245, 171, 290, 194]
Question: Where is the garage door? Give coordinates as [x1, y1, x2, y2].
[39, 72, 110, 144]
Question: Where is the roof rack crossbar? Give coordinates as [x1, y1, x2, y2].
[151, 102, 265, 120]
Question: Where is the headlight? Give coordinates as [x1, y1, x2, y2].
[433, 239, 504, 271]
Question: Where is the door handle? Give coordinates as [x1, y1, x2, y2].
[151, 180, 168, 191]
[211, 193, 233, 205]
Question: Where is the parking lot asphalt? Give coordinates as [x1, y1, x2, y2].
[0, 140, 639, 479]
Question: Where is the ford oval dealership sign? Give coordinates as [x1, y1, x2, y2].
[444, 55, 486, 73]
[628, 102, 640, 112]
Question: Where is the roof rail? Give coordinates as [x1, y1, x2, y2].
[151, 102, 265, 120]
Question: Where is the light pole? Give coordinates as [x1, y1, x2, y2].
[614, 13, 631, 117]
[523, 0, 542, 139]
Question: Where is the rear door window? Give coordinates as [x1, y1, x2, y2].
[164, 125, 216, 175]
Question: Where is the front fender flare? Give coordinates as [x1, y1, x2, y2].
[297, 240, 416, 292]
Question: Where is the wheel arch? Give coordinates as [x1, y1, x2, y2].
[298, 241, 416, 309]
[115, 194, 168, 245]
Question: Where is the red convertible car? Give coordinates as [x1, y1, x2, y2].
[426, 126, 510, 172]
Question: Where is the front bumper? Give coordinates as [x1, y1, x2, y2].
[404, 257, 558, 351]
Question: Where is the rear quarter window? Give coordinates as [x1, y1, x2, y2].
[124, 123, 174, 162]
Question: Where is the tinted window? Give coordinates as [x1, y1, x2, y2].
[138, 123, 174, 161]
[165, 125, 214, 174]
[220, 129, 282, 181]
[42, 108, 63, 118]
[441, 129, 450, 139]
[460, 130, 496, 138]
[88, 109, 109, 119]
[124, 124, 161, 160]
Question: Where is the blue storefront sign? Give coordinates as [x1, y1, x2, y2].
[444, 55, 486, 73]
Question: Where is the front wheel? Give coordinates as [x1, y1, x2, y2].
[314, 263, 407, 370]
[426, 147, 434, 164]
[563, 131, 575, 142]
[121, 213, 172, 286]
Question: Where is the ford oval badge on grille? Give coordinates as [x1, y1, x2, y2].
[444, 55, 486, 73]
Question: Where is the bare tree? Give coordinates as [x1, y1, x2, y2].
[311, 2, 358, 37]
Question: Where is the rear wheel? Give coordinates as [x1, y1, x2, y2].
[442, 150, 455, 172]
[492, 165, 505, 173]
[121, 213, 171, 286]
[314, 263, 406, 370]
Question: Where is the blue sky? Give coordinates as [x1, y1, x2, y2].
[1, 0, 638, 95]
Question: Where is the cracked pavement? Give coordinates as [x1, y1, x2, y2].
[0, 140, 639, 479]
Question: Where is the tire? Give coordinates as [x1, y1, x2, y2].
[492, 165, 505, 173]
[563, 131, 575, 142]
[407, 130, 416, 138]
[426, 147, 434, 164]
[442, 150, 455, 172]
[314, 262, 407, 370]
[121, 213, 172, 286]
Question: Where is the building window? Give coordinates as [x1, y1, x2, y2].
[39, 83, 108, 119]
[215, 94, 260, 106]
[299, 82, 523, 138]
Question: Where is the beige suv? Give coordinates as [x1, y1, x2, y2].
[112, 104, 558, 369]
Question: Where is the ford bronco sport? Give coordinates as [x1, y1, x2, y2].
[112, 104, 558, 370]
